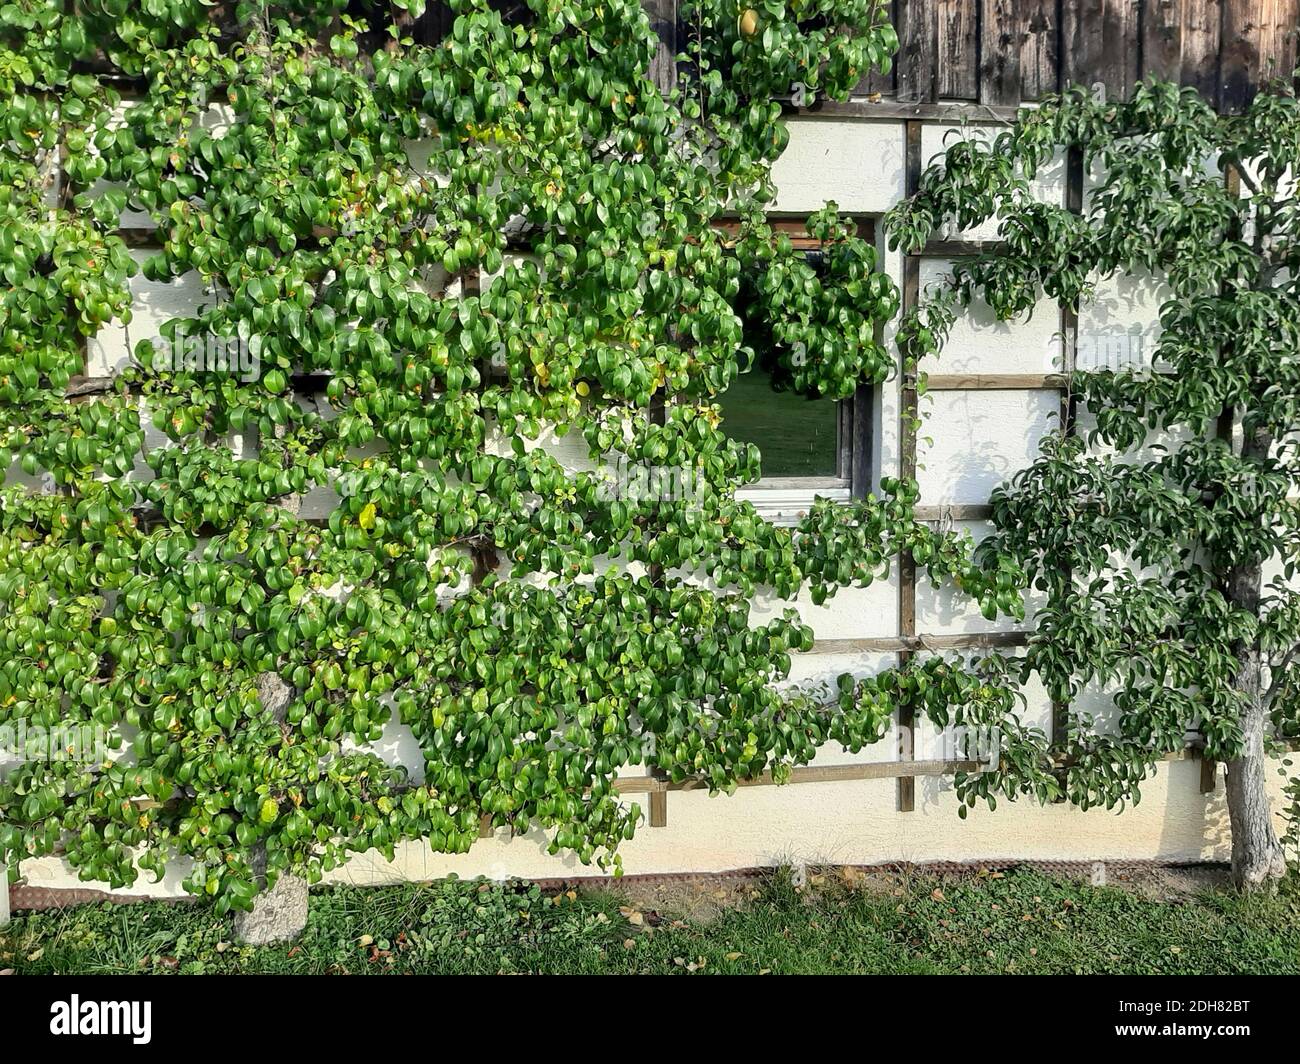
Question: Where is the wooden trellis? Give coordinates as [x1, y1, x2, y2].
[62, 0, 1298, 843]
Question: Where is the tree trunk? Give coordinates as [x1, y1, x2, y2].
[232, 459, 308, 943]
[1221, 420, 1287, 890]
[232, 671, 309, 944]
[1224, 650, 1287, 890]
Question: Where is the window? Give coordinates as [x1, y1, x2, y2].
[718, 217, 879, 524]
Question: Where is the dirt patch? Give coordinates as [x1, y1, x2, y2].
[583, 865, 909, 922]
[590, 874, 767, 924]
[1092, 863, 1233, 901]
[573, 861, 1236, 922]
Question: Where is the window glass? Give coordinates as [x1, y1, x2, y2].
[718, 370, 839, 478]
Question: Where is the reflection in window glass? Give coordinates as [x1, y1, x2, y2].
[718, 371, 838, 478]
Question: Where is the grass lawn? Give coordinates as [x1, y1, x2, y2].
[3, 866, 1299, 975]
[718, 370, 839, 478]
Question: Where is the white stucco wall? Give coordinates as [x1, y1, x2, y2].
[17, 113, 1289, 898]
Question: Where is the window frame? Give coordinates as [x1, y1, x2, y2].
[725, 214, 881, 524]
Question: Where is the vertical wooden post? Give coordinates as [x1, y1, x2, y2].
[649, 788, 669, 828]
[897, 120, 923, 813]
[639, 0, 674, 825]
[1200, 163, 1242, 798]
[1200, 755, 1219, 794]
[647, 398, 669, 828]
[1052, 144, 1084, 756]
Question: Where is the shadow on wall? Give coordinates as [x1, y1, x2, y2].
[913, 387, 1057, 633]
[1175, 759, 1232, 858]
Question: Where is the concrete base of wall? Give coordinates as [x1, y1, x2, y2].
[15, 759, 1292, 900]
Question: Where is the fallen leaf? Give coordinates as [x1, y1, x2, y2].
[358, 935, 374, 948]
[725, 952, 742, 961]
[931, 888, 945, 902]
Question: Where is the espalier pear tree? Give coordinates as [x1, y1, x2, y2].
[1, 0, 1023, 926]
[888, 76, 1300, 888]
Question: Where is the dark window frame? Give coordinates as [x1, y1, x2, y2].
[724, 215, 880, 521]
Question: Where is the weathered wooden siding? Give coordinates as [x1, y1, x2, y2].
[872, 0, 1298, 111]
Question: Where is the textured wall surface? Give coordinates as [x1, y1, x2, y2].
[16, 115, 1293, 895]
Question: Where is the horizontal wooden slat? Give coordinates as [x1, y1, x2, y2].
[925, 373, 1067, 390]
[921, 239, 1008, 257]
[913, 503, 994, 521]
[117, 228, 160, 247]
[809, 631, 1029, 653]
[612, 758, 985, 794]
[783, 99, 1022, 122]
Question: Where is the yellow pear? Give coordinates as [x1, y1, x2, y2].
[739, 9, 759, 37]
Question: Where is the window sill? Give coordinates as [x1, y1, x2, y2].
[737, 479, 851, 525]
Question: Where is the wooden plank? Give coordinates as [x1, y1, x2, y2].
[714, 217, 872, 250]
[1260, 0, 1300, 87]
[0, 853, 9, 928]
[913, 503, 994, 521]
[1200, 756, 1219, 793]
[980, 0, 1058, 105]
[1221, 0, 1300, 110]
[925, 373, 1068, 390]
[898, 0, 937, 101]
[610, 759, 985, 794]
[809, 632, 1030, 653]
[649, 790, 668, 827]
[921, 238, 1007, 257]
[1063, 0, 1140, 99]
[643, 0, 677, 96]
[1181, 0, 1225, 99]
[1220, 0, 1260, 111]
[897, 120, 924, 814]
[789, 98, 1023, 121]
[979, 0, 1022, 105]
[1052, 143, 1084, 753]
[851, 217, 880, 497]
[936, 0, 979, 99]
[1019, 0, 1060, 99]
[1142, 0, 1185, 82]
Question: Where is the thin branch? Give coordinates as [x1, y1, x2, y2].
[1266, 641, 1300, 706]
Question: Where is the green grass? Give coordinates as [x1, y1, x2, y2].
[4, 868, 1299, 974]
[718, 370, 839, 478]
